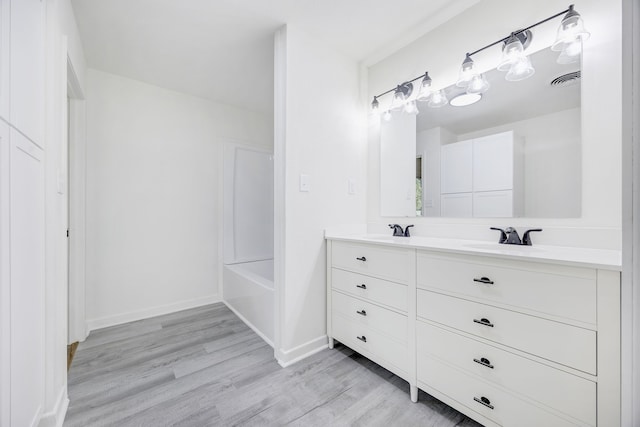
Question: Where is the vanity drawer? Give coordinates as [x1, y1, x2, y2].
[332, 241, 413, 284]
[417, 321, 596, 425]
[331, 268, 407, 312]
[417, 251, 597, 325]
[417, 290, 596, 374]
[332, 311, 408, 375]
[332, 290, 407, 344]
[418, 353, 581, 427]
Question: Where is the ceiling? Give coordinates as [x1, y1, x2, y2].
[71, 0, 478, 114]
[416, 47, 581, 135]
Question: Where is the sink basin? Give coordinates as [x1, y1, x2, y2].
[463, 242, 544, 253]
[365, 235, 408, 242]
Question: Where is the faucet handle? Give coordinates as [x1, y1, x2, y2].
[388, 224, 404, 236]
[522, 229, 543, 246]
[404, 225, 414, 237]
[490, 227, 507, 244]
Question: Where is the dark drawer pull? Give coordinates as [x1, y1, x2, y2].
[473, 276, 494, 285]
[356, 284, 367, 290]
[356, 310, 367, 316]
[356, 256, 367, 262]
[357, 335, 367, 343]
[473, 396, 494, 410]
[473, 357, 494, 369]
[473, 318, 494, 328]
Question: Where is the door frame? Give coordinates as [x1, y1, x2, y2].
[66, 56, 87, 344]
[621, 0, 639, 425]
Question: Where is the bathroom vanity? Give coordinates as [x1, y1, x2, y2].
[326, 234, 621, 427]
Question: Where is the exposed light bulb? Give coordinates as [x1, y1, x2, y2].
[552, 5, 590, 51]
[456, 54, 477, 88]
[404, 100, 419, 115]
[428, 90, 448, 108]
[498, 33, 526, 71]
[416, 72, 433, 101]
[466, 74, 490, 94]
[389, 83, 412, 111]
[506, 56, 535, 81]
[371, 96, 380, 113]
[557, 37, 582, 64]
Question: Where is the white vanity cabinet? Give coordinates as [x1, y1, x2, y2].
[326, 236, 621, 427]
[440, 131, 523, 217]
[326, 240, 417, 400]
[415, 250, 619, 427]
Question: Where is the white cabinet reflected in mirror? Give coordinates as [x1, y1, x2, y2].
[380, 48, 581, 218]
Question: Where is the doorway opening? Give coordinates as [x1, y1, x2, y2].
[66, 58, 87, 353]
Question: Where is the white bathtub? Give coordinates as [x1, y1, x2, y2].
[223, 259, 274, 346]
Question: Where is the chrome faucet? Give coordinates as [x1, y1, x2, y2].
[388, 224, 414, 237]
[490, 227, 542, 246]
[388, 224, 404, 236]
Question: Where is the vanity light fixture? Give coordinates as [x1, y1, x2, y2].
[371, 96, 380, 113]
[404, 100, 419, 115]
[556, 37, 582, 64]
[382, 110, 392, 121]
[552, 5, 590, 53]
[389, 82, 413, 111]
[428, 89, 448, 108]
[369, 4, 588, 118]
[416, 72, 433, 101]
[505, 56, 535, 81]
[456, 54, 478, 88]
[497, 31, 531, 71]
[466, 73, 490, 94]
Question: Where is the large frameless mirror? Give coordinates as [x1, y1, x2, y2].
[380, 47, 581, 218]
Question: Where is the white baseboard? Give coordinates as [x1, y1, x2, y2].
[37, 387, 68, 427]
[276, 335, 328, 367]
[222, 301, 274, 348]
[86, 294, 220, 332]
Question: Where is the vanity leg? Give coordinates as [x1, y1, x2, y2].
[410, 385, 418, 403]
[328, 337, 334, 349]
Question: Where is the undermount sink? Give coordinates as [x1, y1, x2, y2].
[463, 242, 544, 253]
[365, 235, 408, 242]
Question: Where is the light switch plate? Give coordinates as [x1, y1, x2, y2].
[348, 179, 356, 195]
[300, 174, 310, 192]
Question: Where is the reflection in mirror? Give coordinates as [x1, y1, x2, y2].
[381, 47, 581, 218]
[380, 113, 416, 217]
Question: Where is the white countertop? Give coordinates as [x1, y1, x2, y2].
[325, 232, 622, 271]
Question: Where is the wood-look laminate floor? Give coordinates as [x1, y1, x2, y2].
[65, 303, 483, 427]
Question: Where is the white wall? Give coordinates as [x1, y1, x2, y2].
[274, 25, 367, 365]
[57, 0, 86, 90]
[367, 0, 622, 250]
[85, 69, 271, 330]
